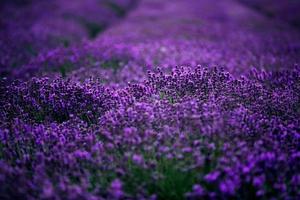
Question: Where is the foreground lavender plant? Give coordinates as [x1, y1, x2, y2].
[1, 66, 299, 199]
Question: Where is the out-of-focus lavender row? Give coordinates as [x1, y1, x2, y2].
[238, 0, 300, 28]
[0, 0, 137, 78]
[6, 0, 299, 86]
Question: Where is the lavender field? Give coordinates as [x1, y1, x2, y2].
[0, 0, 300, 199]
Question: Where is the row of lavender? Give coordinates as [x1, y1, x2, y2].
[4, 0, 299, 85]
[1, 66, 299, 199]
[238, 0, 300, 28]
[0, 0, 300, 199]
[0, 0, 137, 79]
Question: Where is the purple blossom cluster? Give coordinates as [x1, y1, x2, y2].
[1, 0, 300, 199]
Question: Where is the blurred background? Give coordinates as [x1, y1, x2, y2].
[1, 0, 299, 82]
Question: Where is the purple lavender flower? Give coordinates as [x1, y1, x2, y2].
[109, 179, 124, 199]
[204, 171, 221, 183]
[132, 154, 144, 165]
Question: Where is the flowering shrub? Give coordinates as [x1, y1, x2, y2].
[1, 66, 299, 199]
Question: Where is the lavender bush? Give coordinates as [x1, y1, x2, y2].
[0, 0, 300, 199]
